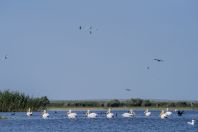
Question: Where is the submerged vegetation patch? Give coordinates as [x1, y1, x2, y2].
[0, 116, 8, 120]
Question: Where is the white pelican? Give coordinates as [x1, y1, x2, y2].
[26, 108, 33, 116]
[122, 109, 135, 118]
[42, 110, 49, 119]
[67, 110, 77, 119]
[144, 109, 151, 117]
[160, 110, 168, 119]
[165, 108, 172, 116]
[106, 108, 114, 118]
[86, 110, 97, 118]
[187, 120, 195, 126]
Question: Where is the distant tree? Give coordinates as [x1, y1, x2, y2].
[128, 98, 143, 106]
[107, 99, 121, 107]
[141, 100, 152, 107]
[176, 101, 190, 107]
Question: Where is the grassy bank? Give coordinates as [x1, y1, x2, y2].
[48, 106, 198, 111]
[49, 98, 198, 110]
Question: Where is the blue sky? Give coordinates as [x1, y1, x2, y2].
[0, 0, 198, 100]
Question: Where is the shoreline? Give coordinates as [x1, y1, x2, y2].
[48, 107, 198, 111]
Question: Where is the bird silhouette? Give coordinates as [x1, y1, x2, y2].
[78, 25, 98, 35]
[154, 58, 164, 62]
[177, 110, 184, 116]
[0, 54, 8, 62]
[4, 55, 8, 60]
[125, 89, 131, 91]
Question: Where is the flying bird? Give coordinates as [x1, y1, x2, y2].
[0, 54, 8, 62]
[153, 58, 164, 62]
[125, 89, 131, 91]
[78, 25, 98, 35]
[4, 55, 8, 60]
[147, 66, 150, 70]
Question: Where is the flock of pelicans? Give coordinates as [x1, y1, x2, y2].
[25, 108, 196, 126]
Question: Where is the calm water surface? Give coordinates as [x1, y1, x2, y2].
[0, 110, 197, 132]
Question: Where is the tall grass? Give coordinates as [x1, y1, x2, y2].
[0, 90, 49, 112]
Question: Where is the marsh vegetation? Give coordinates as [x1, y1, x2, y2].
[0, 90, 49, 112]
[49, 98, 198, 109]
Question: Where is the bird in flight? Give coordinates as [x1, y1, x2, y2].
[4, 55, 8, 60]
[79, 26, 82, 30]
[147, 66, 150, 70]
[78, 25, 97, 35]
[0, 54, 8, 62]
[153, 58, 164, 62]
[125, 89, 131, 91]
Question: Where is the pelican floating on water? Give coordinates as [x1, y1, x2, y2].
[187, 120, 195, 126]
[160, 110, 168, 119]
[42, 110, 49, 119]
[122, 109, 135, 118]
[67, 110, 77, 119]
[106, 108, 114, 118]
[144, 109, 151, 117]
[27, 108, 33, 116]
[86, 110, 97, 118]
[165, 108, 172, 116]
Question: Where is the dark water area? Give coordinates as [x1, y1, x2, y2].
[0, 110, 197, 132]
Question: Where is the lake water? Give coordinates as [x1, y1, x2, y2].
[0, 110, 197, 132]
